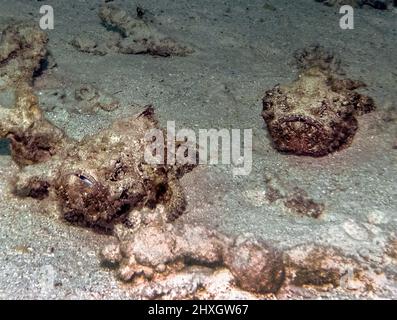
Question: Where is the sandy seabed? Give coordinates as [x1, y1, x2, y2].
[0, 0, 396, 299]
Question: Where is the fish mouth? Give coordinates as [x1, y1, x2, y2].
[270, 115, 330, 156]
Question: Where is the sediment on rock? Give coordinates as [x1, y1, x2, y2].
[283, 244, 378, 293]
[0, 88, 68, 166]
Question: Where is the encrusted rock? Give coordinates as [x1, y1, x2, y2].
[100, 223, 285, 294]
[0, 88, 67, 166]
[97, 4, 193, 57]
[285, 244, 368, 290]
[74, 84, 119, 113]
[224, 239, 285, 294]
[0, 23, 66, 166]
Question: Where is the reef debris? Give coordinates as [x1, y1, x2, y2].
[72, 4, 193, 57]
[100, 222, 286, 294]
[284, 244, 377, 292]
[284, 189, 324, 219]
[0, 23, 68, 166]
[100, 210, 385, 298]
[0, 23, 48, 88]
[0, 88, 68, 166]
[262, 45, 375, 157]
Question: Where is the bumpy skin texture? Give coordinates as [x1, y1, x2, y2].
[14, 107, 192, 231]
[101, 220, 383, 296]
[262, 46, 375, 157]
[0, 23, 192, 231]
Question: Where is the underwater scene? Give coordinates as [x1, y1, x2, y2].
[0, 0, 396, 301]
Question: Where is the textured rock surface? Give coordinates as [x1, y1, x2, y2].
[0, 23, 64, 166]
[71, 4, 193, 57]
[0, 23, 48, 87]
[0, 89, 67, 166]
[98, 4, 193, 57]
[101, 221, 285, 294]
[100, 216, 391, 298]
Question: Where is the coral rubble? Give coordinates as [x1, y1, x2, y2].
[0, 24, 66, 166]
[284, 245, 374, 291]
[262, 45, 375, 157]
[101, 222, 285, 294]
[72, 4, 193, 57]
[101, 214, 384, 297]
[0, 23, 48, 88]
[99, 4, 192, 57]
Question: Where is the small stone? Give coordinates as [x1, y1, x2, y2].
[342, 220, 369, 241]
[100, 243, 122, 265]
[224, 239, 285, 294]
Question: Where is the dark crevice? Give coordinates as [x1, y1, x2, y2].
[0, 138, 10, 156]
[32, 56, 49, 79]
